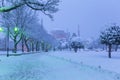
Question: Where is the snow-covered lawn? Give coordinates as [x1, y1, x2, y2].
[49, 50, 120, 73]
[0, 50, 120, 80]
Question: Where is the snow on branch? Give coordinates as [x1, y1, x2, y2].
[0, 3, 24, 12]
[0, 0, 59, 16]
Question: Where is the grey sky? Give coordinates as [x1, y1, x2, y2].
[39, 0, 120, 39]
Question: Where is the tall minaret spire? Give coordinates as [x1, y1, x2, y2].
[78, 25, 80, 37]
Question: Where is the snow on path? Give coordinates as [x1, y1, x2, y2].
[0, 53, 120, 80]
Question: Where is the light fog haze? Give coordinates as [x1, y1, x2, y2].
[40, 0, 120, 39]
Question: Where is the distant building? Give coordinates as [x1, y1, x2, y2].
[50, 30, 69, 41]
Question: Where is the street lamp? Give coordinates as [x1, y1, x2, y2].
[14, 27, 19, 32]
[7, 27, 9, 57]
[0, 27, 3, 32]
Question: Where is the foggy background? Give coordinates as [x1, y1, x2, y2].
[39, 0, 120, 40]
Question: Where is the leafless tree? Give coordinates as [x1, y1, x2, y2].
[0, 0, 59, 53]
[1, 5, 37, 53]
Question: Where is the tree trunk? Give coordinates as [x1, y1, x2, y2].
[32, 42, 34, 52]
[4, 37, 7, 51]
[108, 44, 112, 58]
[74, 47, 78, 53]
[21, 35, 24, 52]
[6, 27, 9, 57]
[25, 40, 30, 52]
[36, 42, 39, 51]
[41, 42, 45, 51]
[13, 32, 22, 53]
[14, 39, 17, 53]
[36, 42, 37, 51]
[38, 42, 40, 51]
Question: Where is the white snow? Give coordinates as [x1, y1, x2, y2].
[0, 50, 120, 80]
[49, 50, 120, 73]
[71, 37, 81, 42]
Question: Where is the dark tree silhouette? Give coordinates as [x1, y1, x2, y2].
[100, 24, 120, 58]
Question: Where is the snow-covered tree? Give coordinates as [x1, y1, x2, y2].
[22, 18, 57, 52]
[0, 0, 59, 18]
[9, 27, 23, 53]
[70, 36, 84, 52]
[1, 6, 36, 52]
[100, 30, 113, 58]
[100, 24, 120, 58]
[86, 38, 103, 50]
[110, 24, 120, 51]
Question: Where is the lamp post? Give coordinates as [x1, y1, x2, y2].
[0, 27, 3, 50]
[7, 27, 9, 57]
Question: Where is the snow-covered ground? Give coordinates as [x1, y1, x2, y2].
[0, 50, 120, 80]
[49, 50, 120, 73]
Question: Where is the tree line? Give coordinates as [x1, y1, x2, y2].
[0, 0, 60, 54]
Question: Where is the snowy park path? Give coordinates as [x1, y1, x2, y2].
[0, 53, 120, 80]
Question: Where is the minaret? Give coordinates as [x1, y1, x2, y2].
[78, 25, 80, 37]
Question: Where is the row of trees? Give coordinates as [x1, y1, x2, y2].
[57, 33, 84, 52]
[0, 0, 60, 54]
[100, 24, 120, 58]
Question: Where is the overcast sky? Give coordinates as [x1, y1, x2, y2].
[39, 0, 120, 40]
